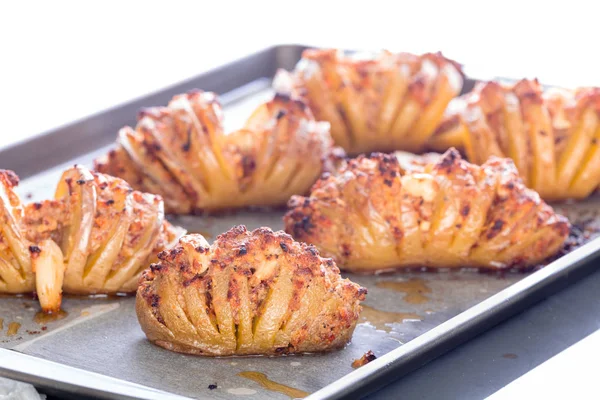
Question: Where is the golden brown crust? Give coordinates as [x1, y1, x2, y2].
[95, 92, 340, 214]
[22, 200, 66, 245]
[53, 165, 184, 294]
[0, 170, 35, 293]
[429, 78, 600, 200]
[136, 226, 366, 356]
[284, 149, 570, 272]
[274, 48, 464, 155]
[0, 166, 184, 310]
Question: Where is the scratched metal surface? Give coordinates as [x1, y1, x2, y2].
[1, 85, 598, 400]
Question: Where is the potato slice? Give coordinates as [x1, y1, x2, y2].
[556, 106, 598, 190]
[32, 239, 65, 313]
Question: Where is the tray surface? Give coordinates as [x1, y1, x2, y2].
[0, 46, 599, 400]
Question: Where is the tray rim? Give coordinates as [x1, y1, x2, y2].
[308, 237, 600, 399]
[0, 43, 598, 400]
[0, 348, 193, 400]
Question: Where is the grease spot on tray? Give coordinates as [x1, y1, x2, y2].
[13, 303, 119, 351]
[503, 353, 518, 359]
[360, 305, 421, 333]
[375, 278, 431, 304]
[0, 318, 4, 331]
[34, 309, 68, 325]
[238, 371, 308, 398]
[6, 322, 21, 336]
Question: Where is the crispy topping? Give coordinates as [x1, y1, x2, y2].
[274, 48, 464, 155]
[430, 78, 600, 201]
[0, 165, 184, 312]
[285, 148, 569, 271]
[136, 226, 366, 356]
[95, 91, 340, 214]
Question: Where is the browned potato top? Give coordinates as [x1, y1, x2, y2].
[0, 170, 35, 294]
[53, 166, 183, 294]
[95, 91, 341, 214]
[430, 78, 600, 200]
[284, 149, 570, 272]
[274, 48, 463, 155]
[0, 165, 183, 311]
[136, 226, 366, 356]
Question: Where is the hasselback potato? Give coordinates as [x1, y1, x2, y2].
[53, 165, 183, 294]
[429, 79, 600, 200]
[0, 170, 68, 312]
[0, 165, 183, 312]
[284, 149, 569, 272]
[136, 226, 366, 356]
[95, 91, 340, 214]
[0, 171, 37, 295]
[274, 48, 463, 155]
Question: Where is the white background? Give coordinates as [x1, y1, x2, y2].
[0, 0, 595, 148]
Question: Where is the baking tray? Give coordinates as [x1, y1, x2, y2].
[1, 45, 600, 400]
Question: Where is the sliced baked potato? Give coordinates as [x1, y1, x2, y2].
[284, 149, 570, 272]
[429, 79, 600, 200]
[0, 166, 183, 312]
[0, 170, 35, 294]
[274, 48, 463, 155]
[136, 226, 366, 356]
[95, 92, 341, 214]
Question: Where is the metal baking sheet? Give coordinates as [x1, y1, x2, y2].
[0, 45, 599, 400]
